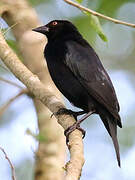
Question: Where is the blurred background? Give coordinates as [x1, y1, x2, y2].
[0, 0, 135, 179]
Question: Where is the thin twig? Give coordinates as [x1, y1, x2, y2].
[0, 63, 10, 72]
[0, 147, 16, 180]
[0, 89, 28, 116]
[0, 77, 23, 88]
[64, 0, 135, 28]
[3, 22, 19, 37]
[0, 30, 84, 180]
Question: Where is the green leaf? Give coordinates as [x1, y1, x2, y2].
[28, 0, 55, 6]
[26, 129, 48, 142]
[6, 40, 18, 52]
[1, 28, 8, 34]
[75, 0, 83, 3]
[83, 11, 108, 42]
[36, 134, 48, 142]
[28, 0, 48, 6]
[6, 40, 23, 60]
[96, 0, 134, 18]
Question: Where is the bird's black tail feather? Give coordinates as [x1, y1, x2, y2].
[100, 114, 121, 167]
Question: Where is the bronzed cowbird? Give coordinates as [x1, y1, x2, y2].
[33, 20, 122, 167]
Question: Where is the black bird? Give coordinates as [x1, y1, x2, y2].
[33, 20, 122, 167]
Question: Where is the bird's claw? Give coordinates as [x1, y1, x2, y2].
[51, 108, 86, 144]
[50, 108, 73, 118]
[51, 108, 85, 119]
[64, 123, 86, 144]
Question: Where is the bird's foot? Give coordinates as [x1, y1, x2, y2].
[64, 122, 86, 144]
[64, 111, 95, 144]
[51, 108, 85, 119]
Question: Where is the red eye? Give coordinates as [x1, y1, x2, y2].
[52, 21, 58, 26]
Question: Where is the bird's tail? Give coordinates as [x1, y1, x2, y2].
[99, 113, 121, 167]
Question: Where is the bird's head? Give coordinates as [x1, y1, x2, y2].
[32, 20, 79, 41]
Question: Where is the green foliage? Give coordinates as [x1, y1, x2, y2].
[75, 0, 83, 3]
[97, 0, 135, 17]
[28, 0, 52, 6]
[1, 28, 8, 35]
[0, 27, 23, 60]
[83, 11, 108, 42]
[73, 16, 96, 45]
[6, 40, 22, 60]
[26, 129, 48, 142]
[6, 40, 18, 53]
[36, 133, 48, 142]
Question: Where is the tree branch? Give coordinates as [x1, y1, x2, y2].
[0, 0, 66, 179]
[0, 30, 84, 180]
[0, 89, 28, 116]
[64, 0, 135, 28]
[0, 77, 23, 88]
[0, 147, 16, 180]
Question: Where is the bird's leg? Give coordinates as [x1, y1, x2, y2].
[51, 108, 86, 120]
[64, 111, 95, 144]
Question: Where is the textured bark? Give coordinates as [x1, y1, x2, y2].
[0, 29, 85, 180]
[0, 1, 85, 179]
[0, 0, 65, 180]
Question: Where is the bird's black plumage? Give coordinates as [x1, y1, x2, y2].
[33, 20, 122, 166]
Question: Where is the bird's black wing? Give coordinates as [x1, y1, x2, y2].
[65, 40, 122, 166]
[65, 40, 121, 125]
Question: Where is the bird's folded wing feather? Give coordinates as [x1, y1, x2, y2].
[65, 40, 120, 120]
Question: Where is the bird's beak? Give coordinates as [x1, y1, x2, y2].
[32, 25, 49, 34]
